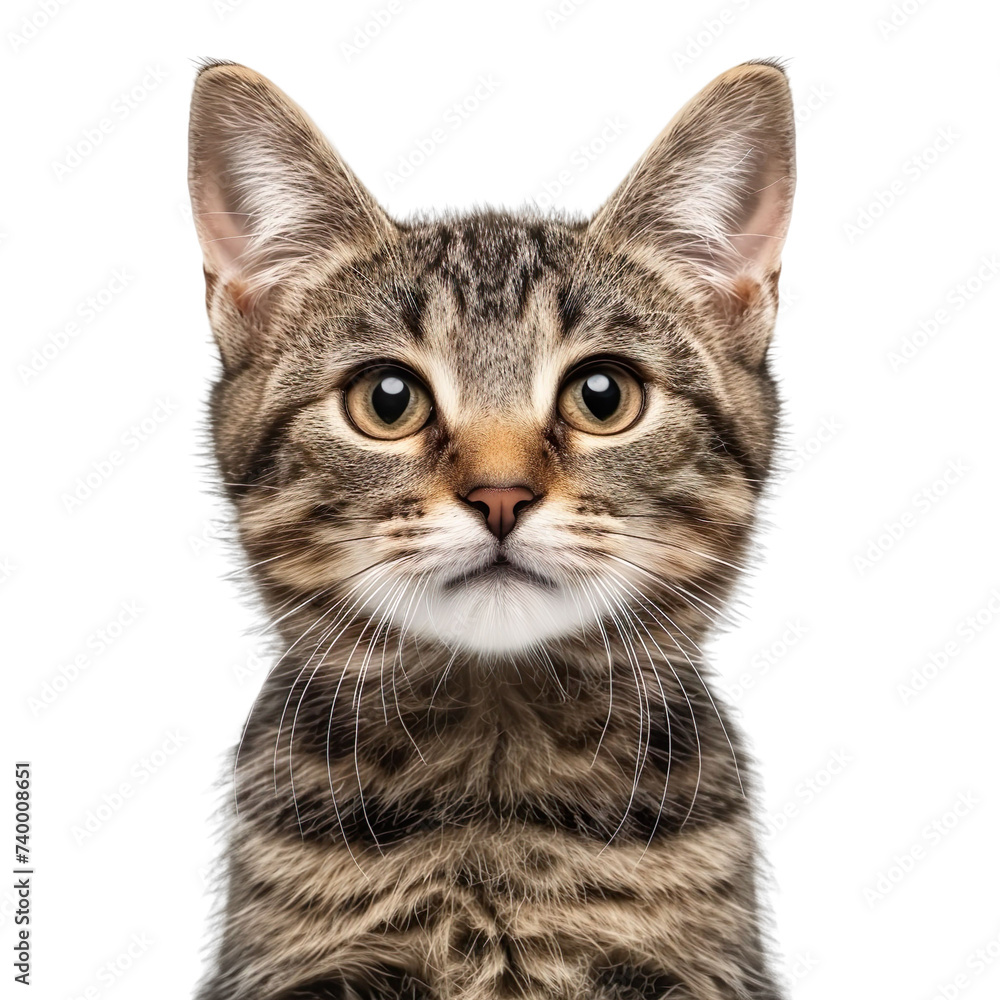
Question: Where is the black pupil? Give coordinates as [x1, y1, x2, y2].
[581, 371, 620, 420]
[371, 375, 411, 424]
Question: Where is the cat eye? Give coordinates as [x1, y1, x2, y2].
[557, 361, 643, 435]
[344, 365, 433, 440]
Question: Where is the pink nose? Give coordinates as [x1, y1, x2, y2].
[463, 486, 537, 540]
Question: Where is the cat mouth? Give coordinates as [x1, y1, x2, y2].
[442, 555, 556, 591]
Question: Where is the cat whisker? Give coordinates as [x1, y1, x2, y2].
[218, 481, 282, 492]
[298, 571, 415, 872]
[611, 595, 698, 854]
[235, 566, 393, 816]
[249, 583, 339, 638]
[605, 567, 744, 803]
[601, 575, 705, 836]
[601, 550, 744, 630]
[380, 570, 424, 725]
[596, 527, 751, 576]
[272, 560, 406, 799]
[389, 575, 436, 764]
[570, 569, 616, 767]
[582, 576, 650, 855]
[343, 577, 412, 856]
[319, 618, 378, 879]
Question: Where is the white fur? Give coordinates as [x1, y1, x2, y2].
[353, 504, 634, 657]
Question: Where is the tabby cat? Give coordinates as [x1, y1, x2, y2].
[188, 58, 796, 1000]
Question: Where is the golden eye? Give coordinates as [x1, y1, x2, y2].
[558, 362, 643, 435]
[345, 366, 433, 440]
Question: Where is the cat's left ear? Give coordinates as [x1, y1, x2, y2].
[188, 61, 395, 315]
[589, 61, 795, 360]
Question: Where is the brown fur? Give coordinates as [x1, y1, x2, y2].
[188, 59, 796, 1000]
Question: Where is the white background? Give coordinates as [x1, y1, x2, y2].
[3, 0, 999, 997]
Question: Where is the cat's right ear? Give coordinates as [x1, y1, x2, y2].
[188, 61, 395, 325]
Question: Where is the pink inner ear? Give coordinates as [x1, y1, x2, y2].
[727, 169, 791, 276]
[196, 176, 254, 278]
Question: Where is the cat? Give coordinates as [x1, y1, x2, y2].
[188, 57, 796, 1000]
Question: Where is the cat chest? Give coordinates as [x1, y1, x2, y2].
[238, 817, 741, 999]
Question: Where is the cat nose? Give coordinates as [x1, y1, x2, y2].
[462, 486, 537, 540]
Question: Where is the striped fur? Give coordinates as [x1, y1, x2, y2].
[188, 60, 796, 1000]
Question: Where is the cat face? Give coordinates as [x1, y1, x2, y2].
[189, 61, 795, 659]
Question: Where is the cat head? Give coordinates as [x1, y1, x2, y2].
[188, 61, 795, 660]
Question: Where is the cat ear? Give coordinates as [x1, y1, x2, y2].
[590, 61, 795, 355]
[188, 61, 395, 313]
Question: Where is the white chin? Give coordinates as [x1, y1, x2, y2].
[402, 576, 595, 656]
